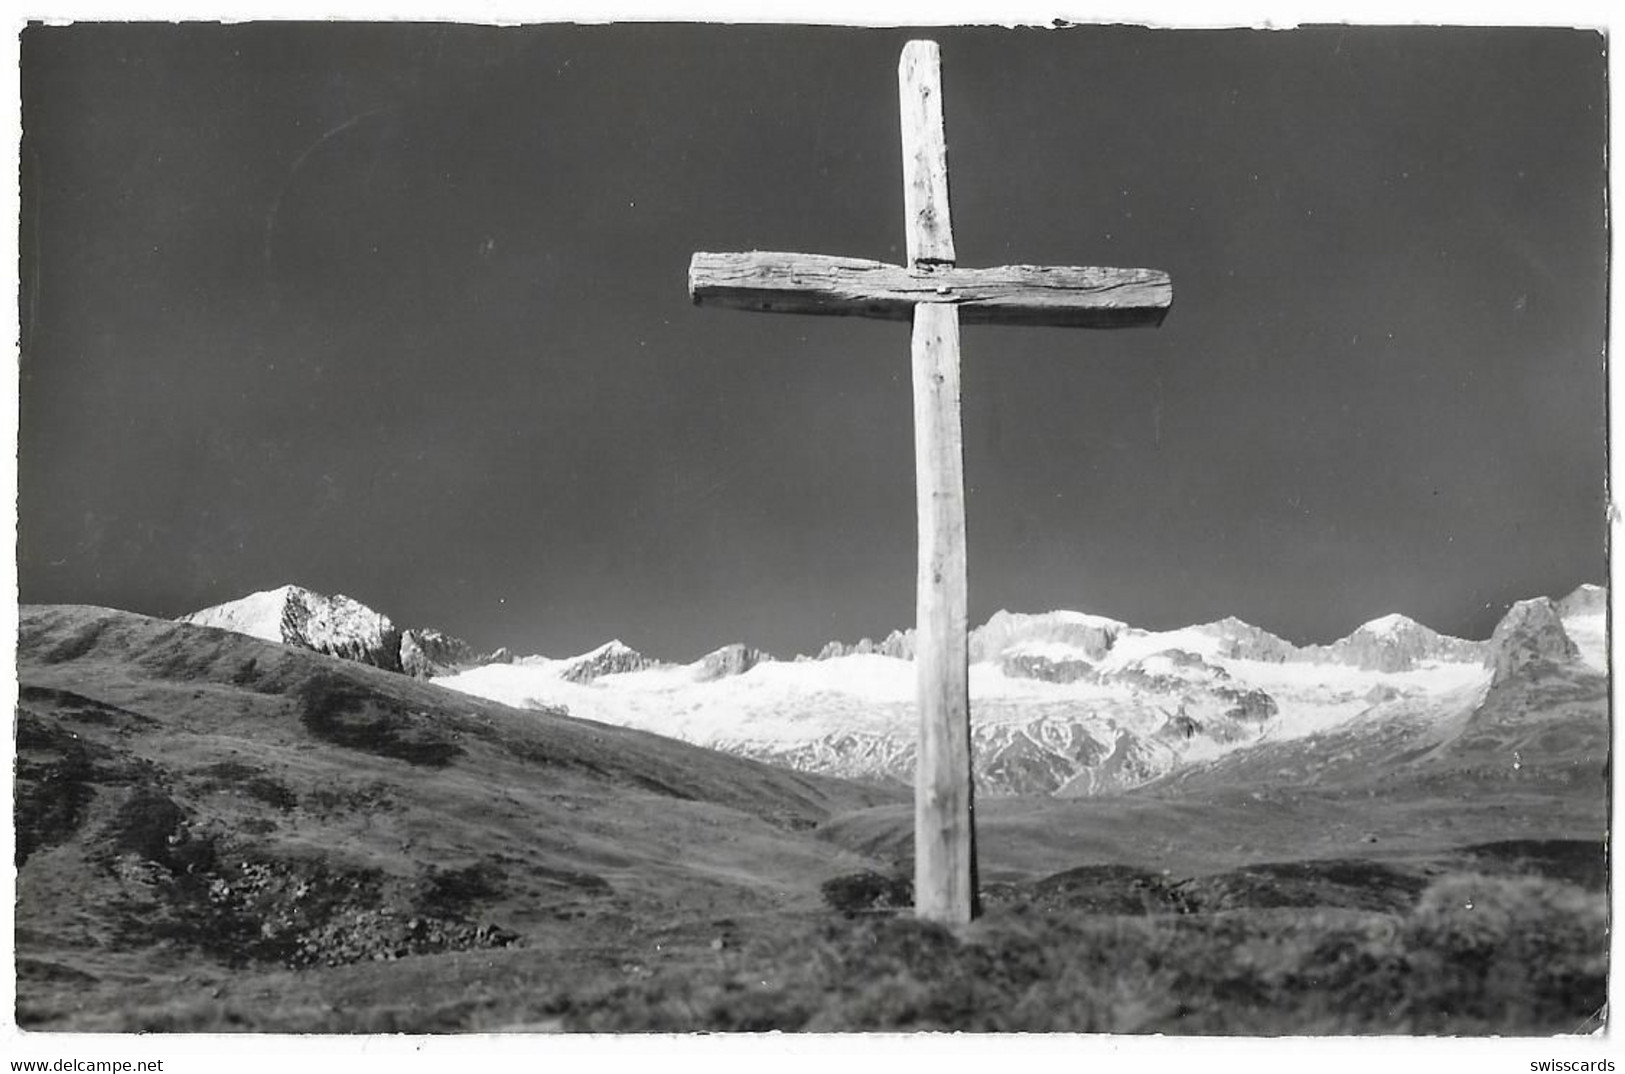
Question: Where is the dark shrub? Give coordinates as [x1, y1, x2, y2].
[14, 716, 99, 865]
[109, 790, 187, 861]
[821, 870, 913, 915]
[419, 861, 507, 919]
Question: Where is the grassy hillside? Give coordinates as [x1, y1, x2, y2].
[558, 861, 1606, 1034]
[15, 605, 901, 1029]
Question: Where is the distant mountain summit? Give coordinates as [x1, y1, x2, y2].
[1308, 614, 1486, 673]
[559, 641, 658, 683]
[969, 610, 1123, 664]
[1196, 616, 1298, 662]
[1558, 583, 1608, 618]
[179, 585, 506, 679]
[697, 643, 773, 681]
[181, 585, 404, 672]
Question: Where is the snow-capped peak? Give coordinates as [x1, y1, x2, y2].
[1358, 613, 1419, 637]
[575, 639, 636, 661]
[1557, 583, 1608, 620]
[969, 609, 1125, 664]
[180, 584, 321, 643]
[180, 584, 403, 671]
[1312, 612, 1483, 673]
[1043, 609, 1130, 631]
[558, 638, 656, 683]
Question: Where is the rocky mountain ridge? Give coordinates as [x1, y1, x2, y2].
[807, 607, 1492, 679]
[178, 582, 1605, 798]
[180, 585, 511, 680]
[435, 585, 1605, 798]
[182, 582, 1601, 686]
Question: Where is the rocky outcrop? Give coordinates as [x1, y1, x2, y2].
[695, 643, 771, 681]
[979, 732, 1094, 796]
[1157, 714, 1205, 741]
[400, 629, 482, 679]
[401, 632, 514, 679]
[560, 641, 655, 684]
[876, 629, 916, 660]
[181, 585, 402, 672]
[1216, 686, 1278, 724]
[969, 610, 1122, 664]
[813, 629, 915, 661]
[1054, 731, 1167, 797]
[1113, 651, 1231, 693]
[729, 718, 1130, 799]
[1484, 598, 1579, 686]
[1200, 616, 1298, 662]
[1554, 584, 1608, 671]
[1364, 683, 1403, 705]
[1557, 583, 1607, 618]
[1309, 614, 1484, 672]
[1000, 653, 1098, 684]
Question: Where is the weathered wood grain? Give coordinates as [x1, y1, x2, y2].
[902, 39, 972, 927]
[899, 40, 956, 266]
[689, 251, 1172, 328]
[910, 301, 975, 925]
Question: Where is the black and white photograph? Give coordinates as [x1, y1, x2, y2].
[10, 10, 1613, 1047]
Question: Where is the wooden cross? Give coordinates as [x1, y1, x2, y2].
[688, 40, 1173, 924]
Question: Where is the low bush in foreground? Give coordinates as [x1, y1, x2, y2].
[561, 873, 1606, 1034]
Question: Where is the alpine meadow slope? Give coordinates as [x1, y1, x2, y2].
[14, 603, 899, 1030]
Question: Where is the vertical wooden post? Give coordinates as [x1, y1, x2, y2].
[901, 38, 975, 924]
[898, 40, 956, 267]
[911, 302, 974, 923]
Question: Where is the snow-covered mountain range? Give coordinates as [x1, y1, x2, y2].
[179, 581, 1604, 798]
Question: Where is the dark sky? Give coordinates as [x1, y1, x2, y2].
[18, 23, 1609, 659]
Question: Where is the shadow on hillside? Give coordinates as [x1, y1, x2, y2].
[296, 673, 467, 768]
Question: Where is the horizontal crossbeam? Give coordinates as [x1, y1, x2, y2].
[689, 251, 1172, 329]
